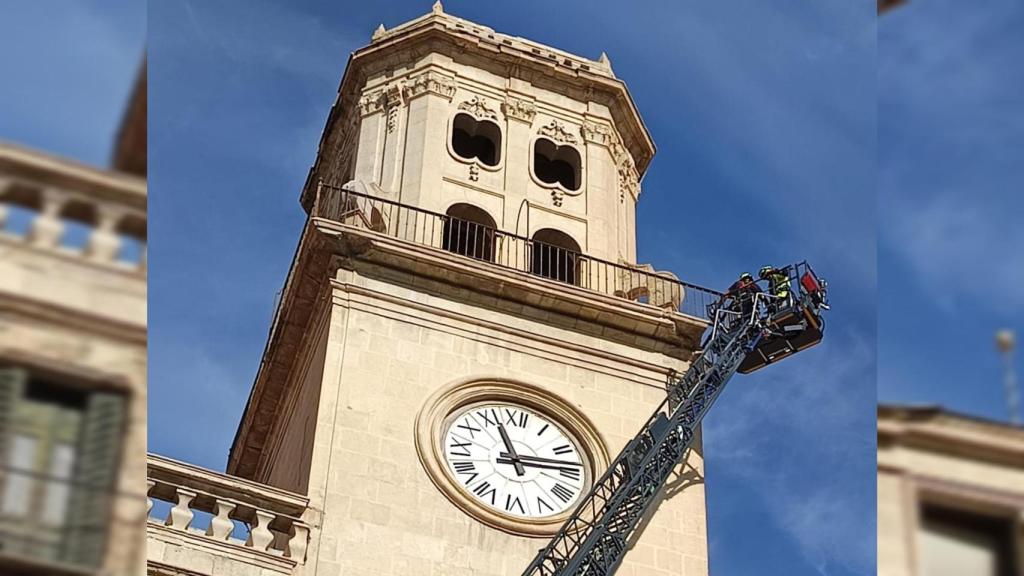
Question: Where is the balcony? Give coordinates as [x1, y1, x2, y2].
[313, 182, 721, 322]
[146, 454, 310, 576]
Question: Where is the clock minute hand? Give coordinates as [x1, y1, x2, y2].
[498, 453, 583, 467]
[496, 458, 579, 473]
[497, 424, 526, 477]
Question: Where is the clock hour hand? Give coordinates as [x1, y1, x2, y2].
[497, 424, 526, 476]
[498, 453, 583, 467]
[496, 457, 579, 473]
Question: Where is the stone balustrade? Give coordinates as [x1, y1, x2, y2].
[0, 144, 146, 273]
[147, 454, 311, 575]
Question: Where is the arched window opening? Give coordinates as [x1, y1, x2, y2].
[533, 139, 581, 191]
[443, 204, 497, 262]
[530, 228, 580, 285]
[451, 113, 501, 167]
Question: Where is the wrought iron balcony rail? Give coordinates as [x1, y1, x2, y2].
[314, 182, 721, 321]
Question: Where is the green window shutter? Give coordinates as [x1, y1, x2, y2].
[62, 391, 125, 568]
[0, 368, 27, 464]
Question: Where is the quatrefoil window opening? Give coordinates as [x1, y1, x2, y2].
[451, 113, 502, 167]
[533, 138, 582, 192]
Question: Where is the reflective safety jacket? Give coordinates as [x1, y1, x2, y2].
[768, 271, 791, 299]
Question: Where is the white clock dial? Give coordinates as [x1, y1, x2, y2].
[443, 403, 588, 518]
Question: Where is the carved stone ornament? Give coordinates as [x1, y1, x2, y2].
[550, 189, 565, 207]
[357, 89, 386, 117]
[469, 164, 480, 182]
[502, 97, 536, 124]
[404, 71, 456, 101]
[385, 84, 404, 133]
[538, 119, 578, 144]
[457, 95, 499, 121]
[618, 159, 639, 203]
[581, 121, 613, 146]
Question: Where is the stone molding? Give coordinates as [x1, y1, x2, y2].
[537, 119, 578, 145]
[357, 88, 386, 117]
[414, 377, 610, 536]
[502, 96, 537, 124]
[404, 69, 457, 101]
[457, 94, 500, 121]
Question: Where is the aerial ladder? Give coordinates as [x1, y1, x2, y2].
[522, 261, 829, 576]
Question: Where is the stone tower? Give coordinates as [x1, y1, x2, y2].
[227, 5, 715, 575]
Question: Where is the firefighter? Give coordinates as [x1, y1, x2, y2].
[760, 265, 791, 313]
[725, 272, 761, 319]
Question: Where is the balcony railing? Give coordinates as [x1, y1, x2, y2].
[146, 454, 309, 563]
[314, 182, 721, 321]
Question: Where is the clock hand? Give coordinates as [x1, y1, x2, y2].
[496, 458, 580, 473]
[497, 423, 526, 477]
[498, 453, 583, 467]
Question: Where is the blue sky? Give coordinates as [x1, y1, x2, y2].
[2, 1, 874, 575]
[0, 0, 145, 166]
[878, 0, 1024, 424]
[147, 2, 875, 575]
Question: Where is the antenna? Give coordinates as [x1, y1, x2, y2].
[995, 329, 1019, 425]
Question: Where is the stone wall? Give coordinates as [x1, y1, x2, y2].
[293, 268, 708, 576]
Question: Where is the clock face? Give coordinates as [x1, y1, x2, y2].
[443, 403, 588, 518]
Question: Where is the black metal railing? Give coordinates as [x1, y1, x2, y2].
[314, 182, 721, 321]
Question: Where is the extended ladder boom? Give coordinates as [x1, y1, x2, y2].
[523, 262, 828, 576]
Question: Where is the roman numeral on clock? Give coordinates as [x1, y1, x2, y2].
[456, 422, 481, 438]
[551, 482, 575, 504]
[448, 439, 472, 457]
[552, 444, 573, 455]
[473, 481, 496, 505]
[476, 410, 498, 427]
[504, 408, 529, 427]
[452, 461, 478, 484]
[505, 494, 525, 514]
[537, 497, 554, 513]
[559, 467, 581, 481]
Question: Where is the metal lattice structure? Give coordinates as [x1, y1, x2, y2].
[523, 264, 828, 576]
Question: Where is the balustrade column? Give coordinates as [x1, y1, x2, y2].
[86, 207, 123, 262]
[165, 487, 197, 530]
[206, 499, 237, 541]
[287, 522, 310, 560]
[247, 509, 276, 551]
[28, 189, 66, 248]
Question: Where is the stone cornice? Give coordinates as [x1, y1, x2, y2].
[149, 453, 309, 517]
[227, 221, 334, 479]
[228, 217, 706, 479]
[315, 218, 707, 349]
[878, 405, 1024, 469]
[0, 142, 146, 210]
[0, 287, 146, 343]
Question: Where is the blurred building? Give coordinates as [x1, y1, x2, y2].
[878, 405, 1024, 576]
[0, 64, 147, 575]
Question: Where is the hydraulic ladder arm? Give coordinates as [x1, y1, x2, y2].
[522, 262, 828, 576]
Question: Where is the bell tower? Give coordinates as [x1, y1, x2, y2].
[228, 5, 716, 575]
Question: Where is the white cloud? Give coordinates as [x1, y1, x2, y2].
[883, 193, 1024, 314]
[705, 329, 875, 574]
